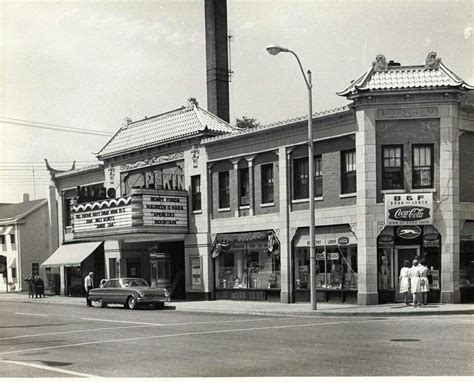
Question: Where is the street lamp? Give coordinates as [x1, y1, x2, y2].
[266, 45, 317, 310]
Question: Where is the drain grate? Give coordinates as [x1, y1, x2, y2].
[390, 339, 421, 342]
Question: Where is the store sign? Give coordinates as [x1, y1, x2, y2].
[338, 237, 349, 246]
[423, 233, 440, 248]
[378, 235, 394, 248]
[397, 225, 422, 240]
[142, 194, 188, 228]
[385, 193, 433, 226]
[72, 197, 132, 232]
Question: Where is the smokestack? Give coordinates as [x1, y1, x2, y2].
[205, 0, 230, 122]
[22, 193, 30, 202]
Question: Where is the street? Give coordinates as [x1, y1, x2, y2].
[0, 300, 472, 377]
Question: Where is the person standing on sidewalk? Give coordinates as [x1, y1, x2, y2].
[409, 259, 421, 307]
[398, 260, 411, 306]
[419, 259, 430, 306]
[84, 272, 94, 307]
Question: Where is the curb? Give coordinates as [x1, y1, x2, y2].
[3, 297, 473, 318]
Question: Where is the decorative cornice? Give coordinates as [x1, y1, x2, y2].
[376, 107, 439, 120]
[120, 152, 184, 172]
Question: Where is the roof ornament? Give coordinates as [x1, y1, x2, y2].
[44, 159, 76, 180]
[372, 54, 388, 72]
[424, 52, 442, 70]
[122, 117, 132, 130]
[187, 97, 199, 108]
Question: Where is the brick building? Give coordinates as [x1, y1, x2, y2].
[44, 53, 474, 304]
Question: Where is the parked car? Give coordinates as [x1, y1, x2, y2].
[87, 278, 170, 310]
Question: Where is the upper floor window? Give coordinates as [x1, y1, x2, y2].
[191, 175, 201, 211]
[382, 145, 404, 190]
[10, 234, 15, 245]
[412, 144, 433, 189]
[261, 164, 274, 204]
[64, 198, 72, 226]
[218, 171, 230, 209]
[0, 235, 5, 245]
[341, 150, 356, 194]
[32, 262, 39, 277]
[239, 167, 250, 206]
[293, 156, 322, 200]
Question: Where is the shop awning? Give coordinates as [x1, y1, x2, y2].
[7, 257, 16, 268]
[0, 226, 13, 235]
[461, 221, 474, 241]
[294, 225, 357, 247]
[212, 230, 279, 258]
[41, 242, 102, 268]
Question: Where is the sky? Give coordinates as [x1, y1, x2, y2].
[0, 0, 472, 203]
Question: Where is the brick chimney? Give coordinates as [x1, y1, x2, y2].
[205, 0, 230, 122]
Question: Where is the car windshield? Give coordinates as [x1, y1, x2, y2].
[120, 279, 149, 288]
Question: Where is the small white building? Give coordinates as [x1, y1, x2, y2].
[0, 195, 50, 292]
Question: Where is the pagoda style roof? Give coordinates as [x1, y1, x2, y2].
[338, 52, 473, 97]
[97, 100, 238, 159]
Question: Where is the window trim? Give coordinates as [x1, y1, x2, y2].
[412, 144, 434, 189]
[292, 155, 323, 201]
[381, 144, 404, 191]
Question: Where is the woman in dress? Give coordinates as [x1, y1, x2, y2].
[419, 259, 430, 305]
[409, 259, 422, 307]
[398, 260, 411, 306]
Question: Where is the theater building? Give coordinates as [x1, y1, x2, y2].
[45, 53, 474, 304]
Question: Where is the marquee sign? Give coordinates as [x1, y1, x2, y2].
[72, 197, 132, 233]
[142, 194, 188, 229]
[385, 193, 433, 226]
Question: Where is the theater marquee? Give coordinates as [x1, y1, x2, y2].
[385, 193, 433, 226]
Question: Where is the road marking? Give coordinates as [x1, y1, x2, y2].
[80, 317, 165, 326]
[0, 358, 100, 378]
[0, 324, 154, 341]
[0, 318, 402, 356]
[15, 312, 48, 317]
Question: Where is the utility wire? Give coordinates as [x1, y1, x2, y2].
[0, 118, 113, 137]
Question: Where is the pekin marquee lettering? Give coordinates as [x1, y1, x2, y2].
[385, 193, 433, 226]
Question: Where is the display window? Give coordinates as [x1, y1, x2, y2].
[215, 247, 280, 290]
[294, 245, 358, 290]
[460, 240, 474, 287]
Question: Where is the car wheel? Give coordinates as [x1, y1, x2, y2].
[127, 296, 137, 310]
[97, 298, 107, 308]
[154, 302, 164, 310]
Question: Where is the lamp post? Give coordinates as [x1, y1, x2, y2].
[266, 45, 317, 310]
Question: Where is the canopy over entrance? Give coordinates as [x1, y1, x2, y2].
[41, 242, 102, 268]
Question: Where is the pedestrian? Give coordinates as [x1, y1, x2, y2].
[25, 277, 36, 298]
[35, 275, 45, 298]
[84, 272, 94, 307]
[419, 259, 430, 306]
[398, 260, 411, 306]
[409, 259, 422, 307]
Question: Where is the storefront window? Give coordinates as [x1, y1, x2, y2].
[215, 246, 280, 290]
[295, 245, 358, 290]
[460, 240, 474, 287]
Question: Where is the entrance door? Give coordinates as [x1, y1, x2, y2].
[126, 259, 141, 278]
[395, 246, 420, 302]
[150, 254, 171, 289]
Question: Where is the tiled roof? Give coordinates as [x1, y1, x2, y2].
[97, 103, 238, 158]
[0, 199, 47, 222]
[338, 63, 473, 96]
[202, 105, 351, 144]
[54, 164, 104, 178]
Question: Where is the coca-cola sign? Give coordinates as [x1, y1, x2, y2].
[385, 193, 433, 226]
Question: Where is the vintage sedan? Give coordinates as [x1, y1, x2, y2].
[88, 278, 170, 309]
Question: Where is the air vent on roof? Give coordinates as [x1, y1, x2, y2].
[388, 60, 401, 67]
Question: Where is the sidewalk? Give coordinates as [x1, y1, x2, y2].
[2, 291, 474, 317]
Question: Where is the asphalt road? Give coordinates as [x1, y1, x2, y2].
[0, 300, 472, 378]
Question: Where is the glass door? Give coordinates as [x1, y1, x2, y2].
[395, 246, 420, 302]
